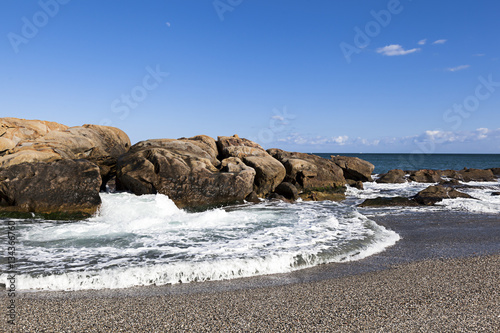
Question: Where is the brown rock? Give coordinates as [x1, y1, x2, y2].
[0, 117, 68, 149]
[489, 168, 500, 176]
[274, 182, 299, 201]
[413, 185, 473, 205]
[0, 121, 131, 190]
[116, 140, 256, 209]
[376, 169, 406, 184]
[330, 155, 374, 182]
[218, 135, 285, 196]
[267, 148, 345, 191]
[0, 159, 102, 218]
[346, 179, 364, 190]
[359, 197, 420, 207]
[409, 169, 442, 183]
[457, 168, 495, 182]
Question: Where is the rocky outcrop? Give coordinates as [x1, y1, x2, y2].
[267, 149, 345, 190]
[217, 135, 285, 197]
[409, 169, 442, 183]
[116, 139, 256, 208]
[0, 117, 68, 152]
[376, 169, 406, 184]
[0, 159, 102, 218]
[330, 155, 374, 182]
[274, 182, 299, 201]
[0, 119, 131, 190]
[413, 185, 472, 205]
[346, 179, 364, 190]
[359, 196, 420, 207]
[456, 168, 495, 182]
[489, 168, 500, 176]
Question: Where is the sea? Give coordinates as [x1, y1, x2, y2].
[1, 154, 499, 292]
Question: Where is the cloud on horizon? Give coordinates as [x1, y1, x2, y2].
[376, 44, 420, 56]
[275, 128, 500, 152]
[433, 39, 447, 44]
[446, 64, 470, 72]
[417, 39, 427, 45]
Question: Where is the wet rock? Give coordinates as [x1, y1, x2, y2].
[413, 185, 473, 206]
[267, 149, 345, 191]
[346, 179, 364, 190]
[274, 182, 299, 201]
[330, 155, 374, 182]
[456, 168, 495, 182]
[409, 169, 442, 183]
[116, 139, 256, 209]
[359, 197, 420, 207]
[0, 159, 102, 218]
[376, 169, 406, 184]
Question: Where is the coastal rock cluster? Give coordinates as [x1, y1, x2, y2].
[0, 117, 498, 217]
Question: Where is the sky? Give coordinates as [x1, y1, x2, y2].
[1, 0, 500, 153]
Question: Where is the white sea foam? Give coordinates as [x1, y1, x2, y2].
[1, 193, 400, 291]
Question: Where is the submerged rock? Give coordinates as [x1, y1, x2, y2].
[413, 185, 473, 206]
[0, 159, 102, 218]
[359, 197, 420, 207]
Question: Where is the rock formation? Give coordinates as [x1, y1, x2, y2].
[330, 155, 374, 182]
[116, 138, 256, 208]
[0, 159, 101, 218]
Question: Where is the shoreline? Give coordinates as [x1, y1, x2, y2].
[3, 210, 499, 331]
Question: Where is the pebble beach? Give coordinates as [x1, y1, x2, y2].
[3, 211, 499, 332]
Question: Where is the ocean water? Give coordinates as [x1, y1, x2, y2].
[1, 154, 499, 291]
[320, 153, 500, 174]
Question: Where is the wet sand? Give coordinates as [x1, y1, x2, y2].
[3, 211, 500, 332]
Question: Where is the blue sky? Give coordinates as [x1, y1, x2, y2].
[1, 0, 499, 153]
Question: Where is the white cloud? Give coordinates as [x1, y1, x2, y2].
[473, 53, 485, 57]
[446, 65, 470, 72]
[417, 39, 427, 45]
[433, 39, 447, 44]
[376, 44, 420, 56]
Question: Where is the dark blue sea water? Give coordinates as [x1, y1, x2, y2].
[316, 153, 500, 174]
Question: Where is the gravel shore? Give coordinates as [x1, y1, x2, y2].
[2, 254, 499, 332]
[3, 211, 500, 332]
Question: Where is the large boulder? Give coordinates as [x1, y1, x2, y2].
[489, 168, 500, 176]
[456, 168, 495, 182]
[0, 159, 102, 218]
[217, 135, 285, 197]
[376, 169, 406, 184]
[0, 117, 68, 150]
[330, 155, 374, 182]
[267, 149, 345, 191]
[0, 120, 131, 190]
[413, 185, 472, 205]
[409, 169, 442, 183]
[116, 139, 256, 208]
